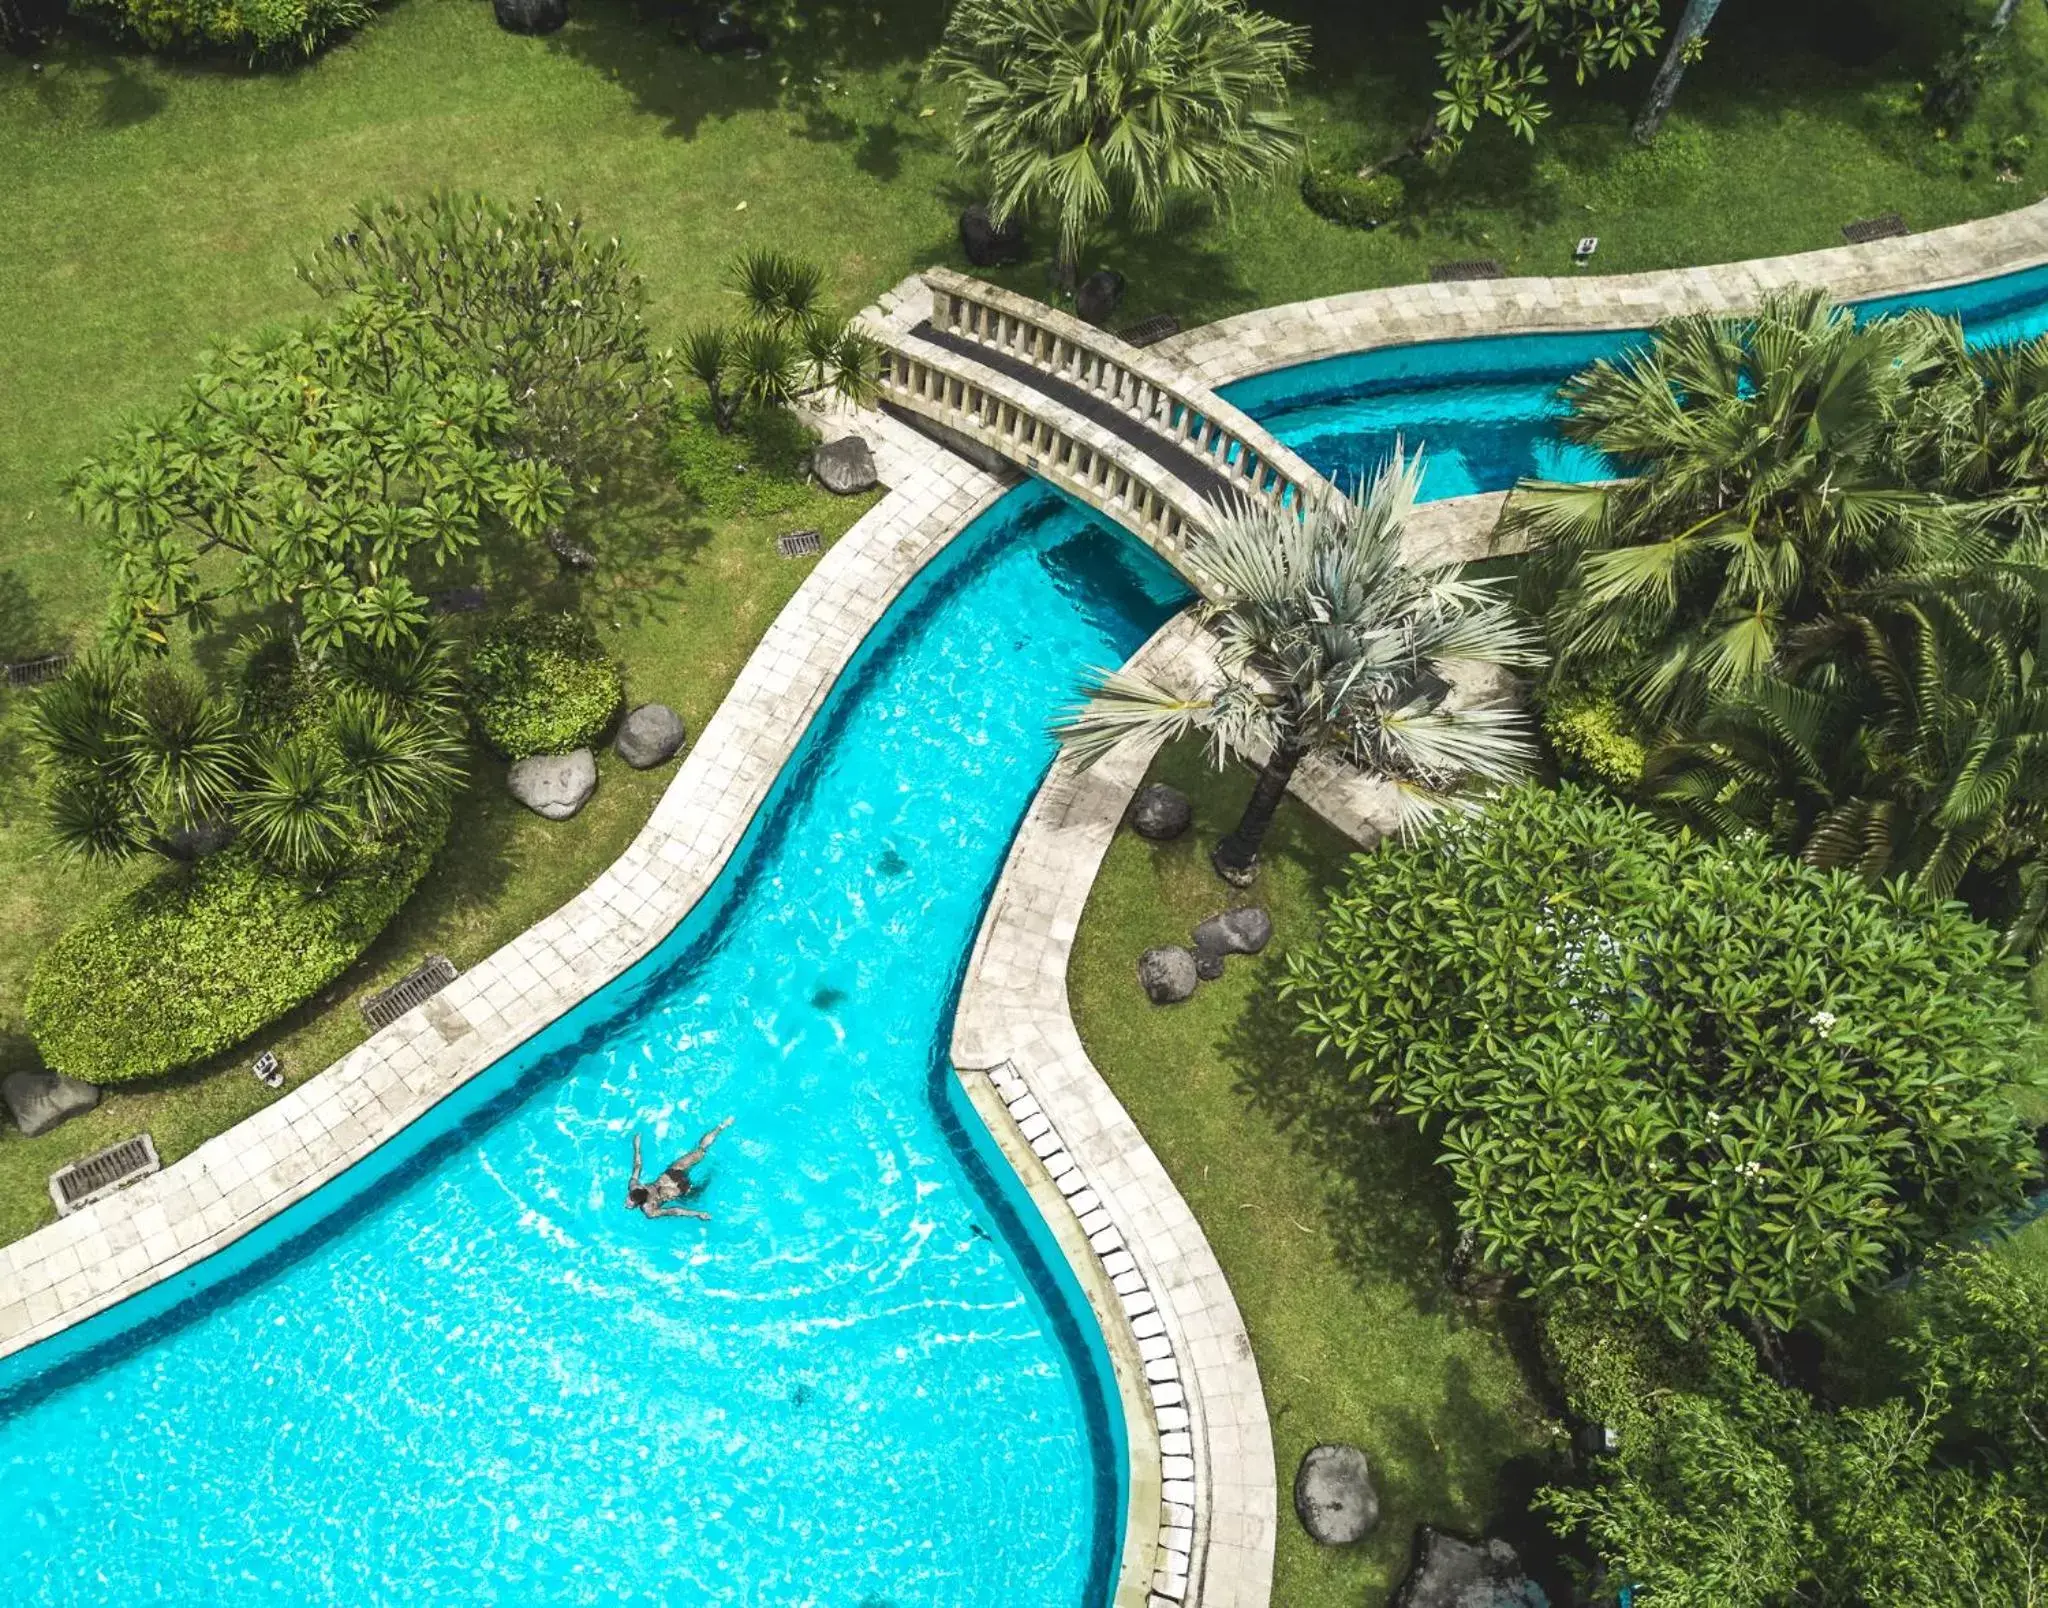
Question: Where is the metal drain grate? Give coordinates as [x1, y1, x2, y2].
[49, 1133, 161, 1216]
[361, 954, 459, 1030]
[1843, 212, 1910, 244]
[1429, 259, 1506, 282]
[1118, 313, 1182, 348]
[4, 652, 71, 687]
[776, 528, 824, 559]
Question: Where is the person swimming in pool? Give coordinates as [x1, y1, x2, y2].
[626, 1119, 734, 1220]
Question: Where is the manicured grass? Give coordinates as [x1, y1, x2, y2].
[5, 0, 2047, 1242]
[1069, 741, 1554, 1606]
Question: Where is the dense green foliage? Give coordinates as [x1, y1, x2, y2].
[297, 194, 672, 495]
[1538, 1255, 2048, 1607]
[25, 822, 440, 1084]
[1283, 787, 2039, 1330]
[1540, 685, 1649, 791]
[469, 611, 624, 758]
[70, 0, 374, 58]
[32, 636, 464, 873]
[681, 249, 876, 434]
[1298, 155, 1404, 230]
[1057, 458, 1542, 877]
[932, 0, 1306, 272]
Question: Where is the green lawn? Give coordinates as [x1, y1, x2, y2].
[1069, 741, 1555, 1607]
[1, 0, 2045, 1292]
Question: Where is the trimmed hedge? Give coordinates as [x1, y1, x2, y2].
[1300, 155, 1404, 230]
[72, 0, 376, 57]
[470, 612, 624, 759]
[25, 823, 441, 1085]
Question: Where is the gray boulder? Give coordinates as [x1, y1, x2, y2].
[1392, 1527, 1549, 1608]
[492, 0, 566, 32]
[615, 703, 686, 769]
[1076, 269, 1126, 325]
[164, 819, 235, 861]
[811, 435, 878, 495]
[1127, 783, 1192, 841]
[1194, 906, 1272, 961]
[508, 749, 597, 820]
[1, 1069, 101, 1138]
[1137, 946, 1199, 1005]
[1294, 1443, 1379, 1546]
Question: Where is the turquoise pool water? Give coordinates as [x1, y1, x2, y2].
[0, 492, 1189, 1607]
[8, 256, 2048, 1608]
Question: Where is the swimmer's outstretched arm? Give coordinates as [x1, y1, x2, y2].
[629, 1132, 645, 1193]
[653, 1205, 711, 1221]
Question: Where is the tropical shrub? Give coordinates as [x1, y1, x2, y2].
[1299, 156, 1403, 229]
[470, 612, 623, 758]
[681, 249, 877, 434]
[931, 0, 1307, 275]
[1281, 786, 2039, 1331]
[25, 823, 441, 1084]
[1537, 1257, 2048, 1608]
[1507, 292, 1956, 724]
[32, 640, 464, 873]
[1540, 688, 1648, 792]
[71, 0, 373, 57]
[297, 195, 672, 494]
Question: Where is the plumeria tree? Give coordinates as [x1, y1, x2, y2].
[1054, 453, 1544, 882]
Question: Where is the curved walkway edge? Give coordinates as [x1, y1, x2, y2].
[0, 408, 1007, 1363]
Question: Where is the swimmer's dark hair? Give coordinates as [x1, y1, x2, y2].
[628, 1185, 650, 1206]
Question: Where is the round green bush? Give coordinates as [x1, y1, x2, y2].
[25, 824, 441, 1085]
[470, 612, 625, 759]
[1541, 690, 1649, 792]
[1300, 157, 1404, 230]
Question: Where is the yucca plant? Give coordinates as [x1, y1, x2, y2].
[237, 737, 361, 877]
[1055, 452, 1545, 881]
[681, 325, 739, 432]
[729, 247, 825, 330]
[932, 0, 1307, 280]
[329, 690, 465, 834]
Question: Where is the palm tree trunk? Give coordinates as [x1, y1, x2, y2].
[1633, 0, 1723, 145]
[1990, 0, 2022, 30]
[1212, 739, 1306, 884]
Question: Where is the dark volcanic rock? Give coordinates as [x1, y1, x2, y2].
[1392, 1527, 1549, 1608]
[508, 749, 597, 820]
[959, 204, 1027, 268]
[1127, 783, 1192, 841]
[811, 435, 878, 495]
[492, 0, 567, 34]
[1293, 1443, 1378, 1545]
[1194, 906, 1272, 957]
[1, 1069, 100, 1138]
[1076, 269, 1126, 326]
[547, 528, 598, 572]
[1137, 946, 1199, 1004]
[615, 703, 686, 769]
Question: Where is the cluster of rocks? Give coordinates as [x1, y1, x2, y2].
[1292, 1444, 1548, 1605]
[1127, 784, 1274, 1004]
[506, 702, 686, 821]
[491, 0, 566, 33]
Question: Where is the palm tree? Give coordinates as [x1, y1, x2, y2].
[931, 0, 1306, 284]
[1652, 587, 2048, 900]
[1507, 291, 1957, 727]
[1055, 454, 1545, 882]
[1632, 0, 1722, 144]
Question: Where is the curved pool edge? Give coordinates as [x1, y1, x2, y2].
[0, 406, 1009, 1365]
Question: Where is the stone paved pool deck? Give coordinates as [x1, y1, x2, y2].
[8, 196, 2048, 1608]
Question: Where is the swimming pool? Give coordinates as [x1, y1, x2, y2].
[0, 490, 1189, 1608]
[8, 256, 2048, 1608]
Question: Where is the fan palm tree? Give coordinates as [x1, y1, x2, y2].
[1055, 453, 1546, 882]
[1652, 587, 2048, 900]
[931, 0, 1306, 284]
[1508, 291, 1957, 727]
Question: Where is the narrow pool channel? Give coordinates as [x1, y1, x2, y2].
[4, 258, 2047, 1608]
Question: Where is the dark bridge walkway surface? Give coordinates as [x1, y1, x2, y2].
[911, 320, 1244, 507]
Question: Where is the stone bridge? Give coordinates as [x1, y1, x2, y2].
[862, 268, 1517, 597]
